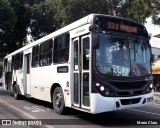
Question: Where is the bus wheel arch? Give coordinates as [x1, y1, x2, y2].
[51, 83, 66, 114]
[50, 83, 61, 102]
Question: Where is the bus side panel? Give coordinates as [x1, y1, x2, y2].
[30, 64, 71, 106]
[30, 66, 53, 102]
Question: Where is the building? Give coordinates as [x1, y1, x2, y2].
[151, 34, 160, 62]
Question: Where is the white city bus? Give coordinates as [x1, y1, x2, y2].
[2, 14, 154, 114]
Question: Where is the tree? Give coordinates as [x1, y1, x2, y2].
[0, 0, 48, 55]
[29, 0, 57, 40]
[0, 0, 32, 55]
[120, 0, 160, 24]
[7, 0, 31, 50]
[52, 0, 160, 26]
[150, 0, 160, 25]
[120, 0, 149, 24]
[1, 0, 160, 57]
[0, 0, 16, 57]
[52, 0, 123, 27]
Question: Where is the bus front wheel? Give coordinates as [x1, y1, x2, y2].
[52, 87, 66, 114]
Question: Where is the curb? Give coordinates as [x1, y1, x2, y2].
[154, 92, 160, 95]
[154, 92, 160, 104]
[154, 92, 160, 98]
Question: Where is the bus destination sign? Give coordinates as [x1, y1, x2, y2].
[107, 21, 138, 33]
[95, 16, 148, 37]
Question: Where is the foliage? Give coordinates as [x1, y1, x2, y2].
[0, 0, 31, 56]
[52, 0, 124, 27]
[120, 0, 160, 24]
[47, 0, 160, 27]
[150, 0, 160, 25]
[29, 0, 57, 40]
[0, 0, 16, 57]
[0, 0, 160, 57]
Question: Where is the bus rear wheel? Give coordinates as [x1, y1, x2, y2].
[52, 87, 66, 114]
[13, 85, 20, 99]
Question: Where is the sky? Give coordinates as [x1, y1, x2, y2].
[145, 17, 160, 48]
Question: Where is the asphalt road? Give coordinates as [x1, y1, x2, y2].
[0, 87, 160, 128]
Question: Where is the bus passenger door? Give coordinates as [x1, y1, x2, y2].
[81, 35, 90, 108]
[73, 35, 90, 109]
[73, 37, 80, 107]
[4, 58, 12, 91]
[24, 54, 31, 95]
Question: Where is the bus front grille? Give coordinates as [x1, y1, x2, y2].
[109, 81, 149, 96]
[110, 81, 147, 90]
[120, 98, 141, 105]
[116, 90, 144, 96]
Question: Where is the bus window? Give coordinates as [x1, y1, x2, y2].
[4, 59, 7, 72]
[53, 33, 70, 64]
[82, 37, 90, 70]
[74, 40, 78, 70]
[11, 55, 15, 70]
[15, 52, 23, 70]
[32, 45, 39, 67]
[8, 61, 11, 72]
[39, 39, 53, 66]
[4, 58, 12, 72]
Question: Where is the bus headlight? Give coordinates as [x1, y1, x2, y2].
[95, 83, 100, 87]
[95, 82, 114, 97]
[150, 84, 153, 89]
[145, 84, 153, 93]
[100, 86, 105, 91]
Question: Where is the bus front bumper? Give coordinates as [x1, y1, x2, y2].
[90, 90, 154, 114]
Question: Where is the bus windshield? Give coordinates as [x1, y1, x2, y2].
[96, 33, 151, 77]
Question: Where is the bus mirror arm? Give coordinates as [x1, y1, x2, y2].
[92, 33, 99, 49]
[89, 25, 99, 49]
[151, 54, 154, 64]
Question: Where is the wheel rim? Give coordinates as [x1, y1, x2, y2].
[54, 92, 62, 108]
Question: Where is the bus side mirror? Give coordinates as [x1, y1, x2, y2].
[151, 54, 154, 64]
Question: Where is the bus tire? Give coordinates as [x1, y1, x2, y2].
[52, 87, 66, 114]
[13, 85, 20, 99]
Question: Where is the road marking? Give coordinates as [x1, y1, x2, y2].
[23, 106, 51, 112]
[0, 99, 54, 128]
[129, 108, 160, 116]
